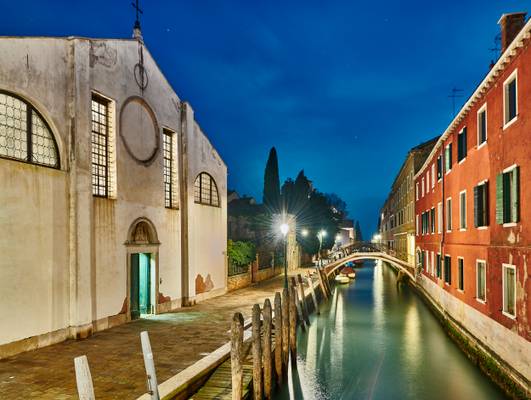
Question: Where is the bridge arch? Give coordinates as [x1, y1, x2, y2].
[326, 252, 416, 282]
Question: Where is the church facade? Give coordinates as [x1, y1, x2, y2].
[0, 35, 227, 357]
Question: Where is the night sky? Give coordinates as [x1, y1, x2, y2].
[2, 1, 530, 237]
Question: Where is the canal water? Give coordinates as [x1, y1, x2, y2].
[278, 261, 506, 400]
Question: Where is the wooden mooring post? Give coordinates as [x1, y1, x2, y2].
[281, 287, 290, 370]
[140, 331, 160, 400]
[290, 277, 306, 331]
[306, 275, 320, 315]
[74, 355, 95, 400]
[297, 274, 311, 326]
[251, 304, 262, 400]
[273, 292, 283, 384]
[289, 286, 297, 363]
[231, 312, 245, 400]
[263, 299, 272, 399]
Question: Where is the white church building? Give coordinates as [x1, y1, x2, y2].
[0, 31, 228, 357]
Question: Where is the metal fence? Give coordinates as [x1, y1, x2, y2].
[228, 262, 250, 277]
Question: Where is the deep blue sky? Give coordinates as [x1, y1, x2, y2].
[2, 1, 529, 237]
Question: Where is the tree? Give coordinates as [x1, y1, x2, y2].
[355, 221, 363, 241]
[263, 147, 280, 212]
[324, 193, 348, 219]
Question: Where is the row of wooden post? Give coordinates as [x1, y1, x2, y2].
[231, 269, 331, 400]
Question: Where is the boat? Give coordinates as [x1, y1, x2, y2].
[340, 266, 356, 279]
[335, 275, 350, 284]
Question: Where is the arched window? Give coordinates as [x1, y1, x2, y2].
[194, 172, 220, 207]
[0, 91, 59, 168]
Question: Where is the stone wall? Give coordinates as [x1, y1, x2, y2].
[418, 275, 530, 395]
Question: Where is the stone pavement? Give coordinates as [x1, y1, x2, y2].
[0, 272, 302, 399]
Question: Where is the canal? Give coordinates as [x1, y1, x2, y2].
[278, 260, 506, 400]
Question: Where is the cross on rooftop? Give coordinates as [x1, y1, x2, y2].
[132, 0, 143, 30]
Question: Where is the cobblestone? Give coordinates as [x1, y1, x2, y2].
[0, 273, 297, 399]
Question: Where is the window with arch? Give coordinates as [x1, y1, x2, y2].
[0, 91, 59, 168]
[194, 172, 220, 207]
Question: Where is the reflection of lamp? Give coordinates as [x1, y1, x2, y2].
[336, 234, 341, 241]
[280, 223, 289, 288]
[301, 228, 308, 237]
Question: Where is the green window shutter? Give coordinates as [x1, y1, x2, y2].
[512, 166, 520, 222]
[474, 186, 479, 227]
[484, 182, 490, 226]
[496, 173, 504, 224]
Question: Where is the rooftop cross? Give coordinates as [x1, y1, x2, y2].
[132, 0, 143, 30]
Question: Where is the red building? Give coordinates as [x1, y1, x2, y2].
[414, 12, 530, 387]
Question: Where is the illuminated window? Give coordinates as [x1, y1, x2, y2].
[0, 91, 59, 168]
[163, 129, 177, 208]
[194, 172, 220, 207]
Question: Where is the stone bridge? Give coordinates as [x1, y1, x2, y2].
[326, 243, 416, 282]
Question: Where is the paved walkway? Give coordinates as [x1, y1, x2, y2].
[0, 272, 303, 399]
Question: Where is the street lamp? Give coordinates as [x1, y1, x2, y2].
[280, 223, 289, 289]
[317, 230, 326, 268]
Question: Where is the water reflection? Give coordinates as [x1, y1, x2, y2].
[278, 261, 506, 400]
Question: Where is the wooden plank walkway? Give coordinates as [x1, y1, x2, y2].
[190, 358, 253, 399]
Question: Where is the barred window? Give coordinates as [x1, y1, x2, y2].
[91, 95, 110, 197]
[0, 91, 59, 168]
[163, 129, 177, 208]
[194, 172, 219, 207]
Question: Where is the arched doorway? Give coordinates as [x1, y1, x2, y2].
[125, 218, 160, 320]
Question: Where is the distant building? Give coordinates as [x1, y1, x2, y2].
[0, 32, 227, 357]
[379, 137, 438, 264]
[414, 13, 530, 388]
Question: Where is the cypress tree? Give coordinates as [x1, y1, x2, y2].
[263, 147, 280, 211]
[355, 221, 363, 242]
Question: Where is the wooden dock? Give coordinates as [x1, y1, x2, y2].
[190, 358, 253, 399]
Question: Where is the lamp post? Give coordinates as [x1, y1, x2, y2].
[317, 230, 326, 268]
[280, 223, 289, 289]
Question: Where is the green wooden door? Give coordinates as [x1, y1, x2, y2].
[139, 253, 151, 314]
[130, 254, 140, 320]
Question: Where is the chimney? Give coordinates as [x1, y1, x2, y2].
[498, 12, 527, 53]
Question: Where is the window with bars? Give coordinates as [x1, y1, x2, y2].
[91, 95, 110, 197]
[163, 129, 177, 208]
[194, 172, 220, 207]
[0, 91, 59, 168]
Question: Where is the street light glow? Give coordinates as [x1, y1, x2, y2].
[301, 228, 308, 237]
[280, 223, 289, 236]
[319, 230, 327, 238]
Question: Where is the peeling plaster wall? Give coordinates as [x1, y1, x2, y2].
[186, 121, 228, 299]
[0, 36, 227, 350]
